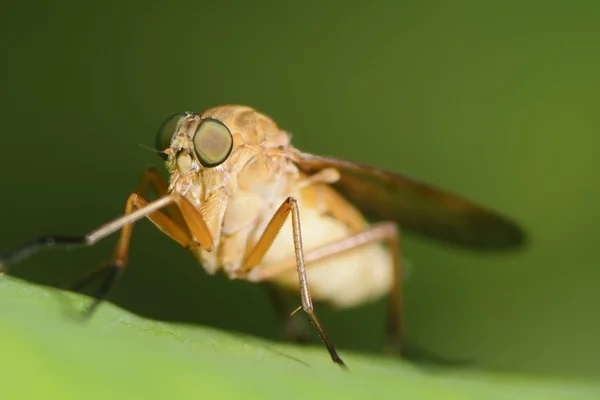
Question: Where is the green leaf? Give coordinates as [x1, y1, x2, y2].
[0, 276, 597, 400]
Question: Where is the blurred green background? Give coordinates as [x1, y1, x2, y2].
[1, 0, 598, 381]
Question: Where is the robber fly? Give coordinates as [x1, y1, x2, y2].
[0, 105, 525, 368]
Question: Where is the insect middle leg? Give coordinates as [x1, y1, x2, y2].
[246, 221, 403, 354]
[0, 167, 214, 315]
[239, 196, 346, 368]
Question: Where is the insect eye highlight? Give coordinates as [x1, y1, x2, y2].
[192, 118, 233, 168]
[155, 112, 188, 160]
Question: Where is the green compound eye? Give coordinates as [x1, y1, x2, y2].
[155, 113, 188, 160]
[192, 118, 233, 168]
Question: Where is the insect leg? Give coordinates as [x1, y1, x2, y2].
[0, 167, 181, 271]
[0, 169, 214, 316]
[78, 190, 213, 315]
[246, 221, 403, 353]
[133, 166, 188, 229]
[241, 197, 346, 368]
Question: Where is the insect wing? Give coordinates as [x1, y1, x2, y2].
[291, 151, 525, 250]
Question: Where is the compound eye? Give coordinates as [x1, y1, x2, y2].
[192, 118, 233, 167]
[155, 113, 187, 160]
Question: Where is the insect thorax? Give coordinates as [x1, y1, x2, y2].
[176, 143, 300, 276]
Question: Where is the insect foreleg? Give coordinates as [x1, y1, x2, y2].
[239, 196, 346, 368]
[0, 168, 214, 317]
[247, 221, 403, 354]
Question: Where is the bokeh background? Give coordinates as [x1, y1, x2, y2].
[2, 1, 598, 380]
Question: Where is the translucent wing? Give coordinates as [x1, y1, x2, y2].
[291, 151, 526, 250]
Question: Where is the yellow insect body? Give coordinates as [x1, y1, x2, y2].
[168, 105, 393, 308]
[0, 103, 525, 367]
